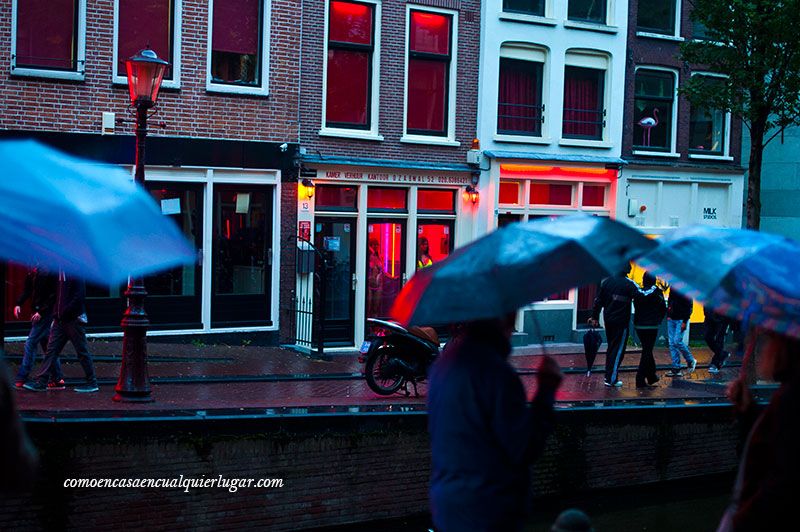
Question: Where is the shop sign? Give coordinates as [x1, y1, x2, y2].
[298, 221, 311, 241]
[319, 170, 469, 186]
[703, 207, 718, 220]
[160, 198, 181, 215]
[324, 236, 341, 251]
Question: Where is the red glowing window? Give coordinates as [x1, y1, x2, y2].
[211, 0, 262, 86]
[316, 185, 358, 210]
[582, 185, 606, 207]
[368, 188, 407, 211]
[418, 189, 455, 213]
[499, 181, 520, 204]
[326, 1, 374, 128]
[15, 0, 78, 70]
[416, 222, 453, 270]
[118, 0, 175, 79]
[530, 183, 573, 206]
[407, 10, 452, 136]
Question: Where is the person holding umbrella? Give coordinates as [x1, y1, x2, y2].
[589, 263, 639, 387]
[632, 272, 666, 388]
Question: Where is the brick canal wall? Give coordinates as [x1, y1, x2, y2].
[2, 406, 742, 530]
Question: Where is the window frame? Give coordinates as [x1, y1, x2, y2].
[496, 45, 547, 139]
[321, 0, 380, 134]
[561, 51, 609, 142]
[636, 0, 681, 39]
[10, 0, 87, 81]
[632, 66, 679, 156]
[502, 0, 546, 18]
[402, 5, 459, 145]
[567, 0, 608, 25]
[112, 0, 183, 90]
[205, 0, 271, 96]
[688, 72, 732, 160]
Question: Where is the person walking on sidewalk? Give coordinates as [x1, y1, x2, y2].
[24, 271, 98, 393]
[12, 265, 64, 389]
[706, 310, 730, 374]
[428, 314, 563, 532]
[589, 264, 638, 387]
[665, 289, 697, 377]
[633, 272, 666, 388]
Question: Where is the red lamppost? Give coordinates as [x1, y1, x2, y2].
[113, 47, 168, 403]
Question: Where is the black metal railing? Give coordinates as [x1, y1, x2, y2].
[290, 236, 328, 358]
[562, 107, 606, 140]
[497, 103, 545, 136]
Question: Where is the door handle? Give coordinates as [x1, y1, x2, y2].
[352, 273, 357, 291]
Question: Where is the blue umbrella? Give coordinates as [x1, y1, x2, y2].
[391, 214, 657, 327]
[637, 225, 800, 339]
[0, 140, 196, 285]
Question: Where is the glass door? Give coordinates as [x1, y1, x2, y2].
[314, 217, 357, 346]
[211, 185, 273, 327]
[366, 220, 406, 323]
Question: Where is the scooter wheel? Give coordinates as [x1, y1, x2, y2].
[364, 346, 405, 395]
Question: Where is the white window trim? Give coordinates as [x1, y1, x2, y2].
[636, 0, 682, 39]
[687, 72, 732, 159]
[402, 4, 459, 143]
[559, 139, 613, 149]
[633, 65, 679, 155]
[320, 0, 381, 133]
[563, 20, 618, 34]
[494, 134, 552, 145]
[562, 50, 611, 143]
[10, 0, 87, 81]
[205, 0, 271, 96]
[112, 0, 182, 90]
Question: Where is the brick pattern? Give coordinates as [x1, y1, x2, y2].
[1, 410, 741, 530]
[623, 1, 743, 167]
[0, 0, 299, 143]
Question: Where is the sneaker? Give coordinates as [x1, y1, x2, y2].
[604, 380, 623, 387]
[688, 359, 697, 373]
[665, 369, 683, 377]
[48, 379, 66, 390]
[74, 383, 99, 393]
[708, 364, 720, 374]
[22, 381, 47, 392]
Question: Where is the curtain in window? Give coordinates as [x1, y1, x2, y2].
[213, 0, 259, 55]
[407, 11, 451, 135]
[563, 67, 601, 139]
[498, 59, 542, 135]
[118, 0, 173, 79]
[16, 0, 76, 70]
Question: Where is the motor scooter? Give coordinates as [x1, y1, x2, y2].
[359, 318, 439, 396]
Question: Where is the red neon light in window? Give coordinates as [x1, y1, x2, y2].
[331, 0, 370, 18]
[500, 164, 616, 181]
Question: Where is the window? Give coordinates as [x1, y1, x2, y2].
[562, 66, 605, 140]
[582, 185, 606, 207]
[502, 0, 544, 17]
[315, 185, 358, 211]
[416, 222, 452, 270]
[637, 0, 677, 36]
[568, 0, 606, 25]
[115, 0, 181, 87]
[499, 181, 521, 204]
[633, 69, 676, 152]
[11, 0, 86, 79]
[367, 187, 407, 211]
[208, 0, 269, 94]
[418, 189, 455, 213]
[406, 9, 454, 137]
[498, 58, 544, 136]
[325, 1, 376, 129]
[530, 183, 573, 206]
[689, 75, 727, 156]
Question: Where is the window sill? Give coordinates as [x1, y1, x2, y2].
[10, 67, 85, 82]
[319, 128, 384, 142]
[113, 76, 181, 90]
[636, 31, 684, 42]
[401, 135, 460, 147]
[498, 12, 558, 27]
[564, 20, 618, 34]
[207, 83, 269, 97]
[559, 138, 613, 149]
[493, 134, 551, 145]
[632, 150, 680, 158]
[688, 154, 734, 161]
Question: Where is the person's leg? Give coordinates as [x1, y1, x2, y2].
[604, 323, 628, 385]
[667, 319, 682, 370]
[675, 321, 696, 368]
[31, 320, 68, 386]
[637, 328, 658, 385]
[65, 321, 97, 387]
[705, 318, 722, 366]
[15, 320, 47, 383]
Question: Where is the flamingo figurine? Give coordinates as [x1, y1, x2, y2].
[638, 108, 659, 147]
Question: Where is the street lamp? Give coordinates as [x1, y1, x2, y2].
[113, 47, 168, 403]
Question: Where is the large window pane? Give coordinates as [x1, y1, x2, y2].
[499, 181, 520, 204]
[418, 189, 455, 213]
[416, 222, 452, 270]
[498, 58, 543, 136]
[582, 185, 606, 207]
[214, 189, 268, 296]
[366, 222, 405, 319]
[637, 0, 676, 35]
[211, 0, 262, 86]
[316, 185, 358, 211]
[409, 11, 450, 55]
[15, 0, 77, 70]
[326, 1, 374, 128]
[530, 183, 573, 206]
[689, 76, 726, 155]
[367, 187, 407, 211]
[563, 66, 605, 140]
[502, 0, 544, 16]
[568, 0, 607, 24]
[147, 187, 199, 296]
[407, 59, 447, 134]
[633, 70, 674, 151]
[118, 0, 174, 79]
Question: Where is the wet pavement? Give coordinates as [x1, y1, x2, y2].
[3, 338, 748, 420]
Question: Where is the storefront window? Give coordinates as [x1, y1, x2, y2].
[366, 222, 405, 319]
[499, 181, 521, 204]
[418, 189, 455, 213]
[367, 187, 407, 211]
[416, 222, 452, 270]
[582, 185, 605, 207]
[530, 183, 573, 206]
[316, 185, 358, 211]
[148, 187, 199, 296]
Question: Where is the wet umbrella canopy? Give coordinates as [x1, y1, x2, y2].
[391, 214, 657, 327]
[638, 225, 800, 339]
[0, 140, 196, 285]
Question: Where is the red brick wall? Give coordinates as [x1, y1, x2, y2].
[0, 0, 299, 143]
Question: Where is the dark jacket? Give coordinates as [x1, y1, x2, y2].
[667, 291, 693, 322]
[591, 274, 638, 327]
[633, 286, 666, 328]
[54, 274, 86, 322]
[15, 268, 57, 315]
[428, 326, 555, 532]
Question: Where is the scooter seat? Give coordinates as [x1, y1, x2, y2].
[408, 326, 438, 345]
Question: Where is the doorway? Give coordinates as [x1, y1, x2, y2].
[314, 217, 357, 346]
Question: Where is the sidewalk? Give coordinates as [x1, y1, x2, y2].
[4, 338, 746, 418]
